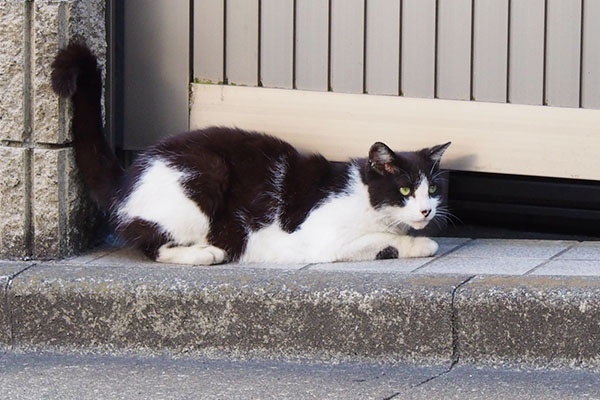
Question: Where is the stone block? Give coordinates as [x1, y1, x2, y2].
[450, 239, 576, 259]
[32, 148, 98, 259]
[32, 148, 61, 256]
[531, 260, 600, 277]
[558, 242, 600, 261]
[11, 265, 464, 363]
[0, 3, 25, 142]
[417, 256, 543, 275]
[32, 1, 68, 144]
[32, 0, 106, 144]
[456, 275, 600, 367]
[0, 147, 29, 259]
[0, 264, 33, 345]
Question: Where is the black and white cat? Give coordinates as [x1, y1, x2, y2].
[51, 43, 451, 265]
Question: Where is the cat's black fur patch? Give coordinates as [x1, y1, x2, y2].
[52, 43, 449, 262]
[376, 246, 399, 260]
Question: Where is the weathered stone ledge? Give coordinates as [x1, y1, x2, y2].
[2, 253, 600, 369]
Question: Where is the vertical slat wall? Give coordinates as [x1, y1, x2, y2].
[508, 0, 545, 105]
[225, 0, 259, 86]
[472, 0, 508, 103]
[582, 0, 600, 109]
[365, 0, 400, 96]
[295, 0, 329, 91]
[545, 0, 582, 107]
[330, 0, 364, 93]
[261, 0, 294, 88]
[193, 1, 224, 83]
[193, 0, 599, 110]
[436, 0, 472, 100]
[401, 0, 436, 98]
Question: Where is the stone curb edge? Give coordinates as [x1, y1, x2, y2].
[2, 262, 600, 369]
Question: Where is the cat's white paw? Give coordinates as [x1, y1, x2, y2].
[407, 237, 438, 258]
[157, 243, 227, 265]
[205, 245, 227, 264]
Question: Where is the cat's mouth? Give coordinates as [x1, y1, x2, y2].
[410, 221, 429, 230]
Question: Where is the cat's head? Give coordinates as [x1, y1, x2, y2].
[364, 141, 451, 231]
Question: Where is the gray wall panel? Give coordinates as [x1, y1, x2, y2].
[436, 0, 472, 100]
[365, 0, 400, 96]
[330, 0, 364, 93]
[226, 0, 259, 86]
[123, 0, 189, 149]
[261, 0, 294, 88]
[582, 0, 600, 109]
[295, 0, 329, 91]
[472, 0, 508, 103]
[545, 0, 582, 108]
[508, 0, 545, 105]
[401, 0, 436, 98]
[193, 0, 224, 83]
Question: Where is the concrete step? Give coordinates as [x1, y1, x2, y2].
[2, 238, 600, 368]
[1, 349, 599, 400]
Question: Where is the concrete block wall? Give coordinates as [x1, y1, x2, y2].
[0, 0, 106, 259]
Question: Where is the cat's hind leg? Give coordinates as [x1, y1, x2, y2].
[156, 243, 227, 265]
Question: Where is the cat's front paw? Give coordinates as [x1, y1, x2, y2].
[407, 237, 438, 258]
[376, 246, 399, 260]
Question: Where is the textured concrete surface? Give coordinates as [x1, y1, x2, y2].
[557, 241, 600, 260]
[0, 147, 29, 259]
[0, 0, 105, 259]
[455, 275, 600, 368]
[404, 365, 600, 400]
[3, 239, 600, 367]
[447, 239, 577, 259]
[0, 2, 24, 142]
[8, 262, 464, 363]
[532, 260, 600, 276]
[0, 350, 598, 400]
[1, 264, 33, 345]
[33, 1, 67, 144]
[31, 148, 98, 258]
[417, 255, 543, 275]
[32, 0, 107, 144]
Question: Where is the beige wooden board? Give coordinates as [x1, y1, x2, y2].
[436, 0, 472, 100]
[260, 0, 293, 88]
[330, 0, 364, 93]
[582, 0, 600, 109]
[545, 0, 582, 108]
[123, 0, 189, 149]
[193, 0, 224, 83]
[365, 0, 400, 96]
[191, 84, 600, 180]
[401, 0, 436, 98]
[508, 0, 545, 105]
[472, 0, 508, 103]
[295, 0, 328, 91]
[226, 0, 259, 86]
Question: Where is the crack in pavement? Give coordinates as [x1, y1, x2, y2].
[382, 275, 476, 400]
[1, 263, 37, 363]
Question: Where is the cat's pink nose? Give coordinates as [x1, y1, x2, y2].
[421, 209, 431, 218]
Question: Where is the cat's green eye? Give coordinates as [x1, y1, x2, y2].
[429, 185, 438, 194]
[399, 187, 411, 196]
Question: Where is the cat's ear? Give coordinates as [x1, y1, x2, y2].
[428, 142, 451, 162]
[369, 142, 398, 175]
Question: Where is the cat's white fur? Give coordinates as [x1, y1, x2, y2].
[117, 159, 211, 245]
[117, 159, 439, 265]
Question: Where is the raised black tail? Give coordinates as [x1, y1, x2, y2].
[51, 43, 123, 209]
